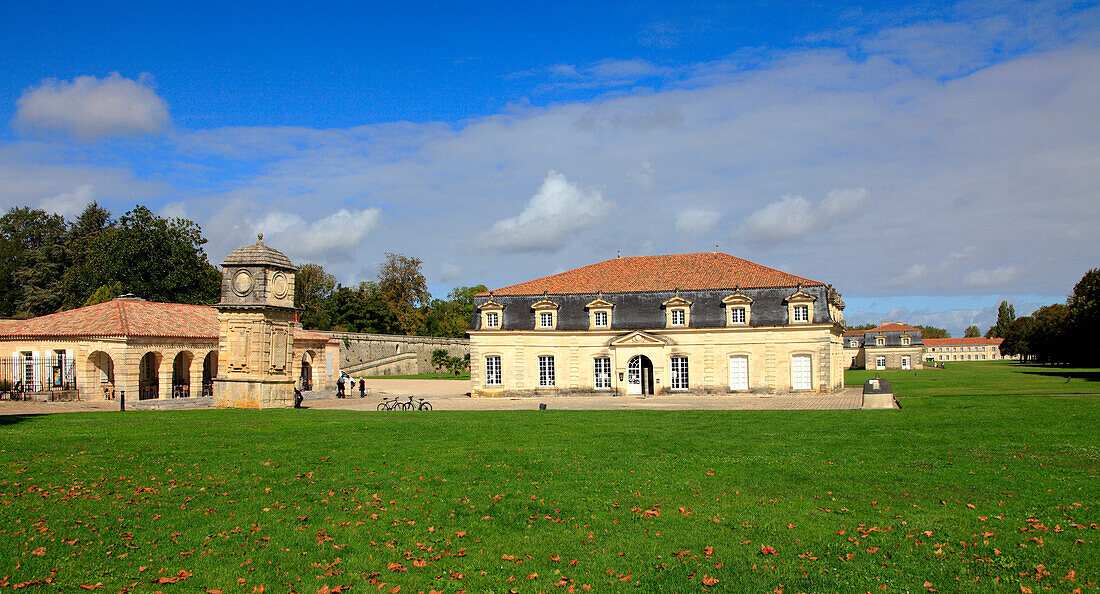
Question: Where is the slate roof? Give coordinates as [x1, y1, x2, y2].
[222, 235, 295, 270]
[923, 338, 1003, 346]
[482, 252, 825, 296]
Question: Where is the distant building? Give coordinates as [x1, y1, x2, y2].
[468, 252, 848, 397]
[843, 322, 924, 370]
[923, 337, 1006, 362]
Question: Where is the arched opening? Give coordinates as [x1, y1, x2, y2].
[172, 351, 193, 398]
[88, 351, 115, 400]
[627, 355, 654, 396]
[202, 351, 218, 397]
[300, 350, 315, 391]
[139, 352, 161, 400]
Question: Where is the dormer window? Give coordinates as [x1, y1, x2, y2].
[531, 295, 560, 330]
[849, 339, 859, 348]
[901, 336, 911, 346]
[793, 305, 809, 322]
[477, 296, 505, 331]
[875, 336, 885, 346]
[730, 307, 746, 324]
[585, 295, 614, 330]
[722, 291, 753, 327]
[663, 293, 693, 328]
[785, 287, 816, 325]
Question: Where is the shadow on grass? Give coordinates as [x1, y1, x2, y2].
[0, 414, 41, 427]
[1019, 369, 1100, 382]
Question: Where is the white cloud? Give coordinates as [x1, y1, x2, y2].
[437, 263, 463, 282]
[40, 184, 93, 218]
[14, 73, 170, 140]
[253, 208, 382, 261]
[962, 266, 1022, 289]
[160, 201, 188, 220]
[481, 171, 612, 253]
[675, 208, 720, 234]
[738, 188, 869, 243]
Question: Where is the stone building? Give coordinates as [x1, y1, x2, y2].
[843, 322, 924, 370]
[468, 252, 847, 397]
[0, 238, 339, 403]
[923, 337, 1005, 362]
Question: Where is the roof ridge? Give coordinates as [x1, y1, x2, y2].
[117, 299, 129, 335]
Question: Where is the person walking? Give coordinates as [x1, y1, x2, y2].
[336, 374, 346, 398]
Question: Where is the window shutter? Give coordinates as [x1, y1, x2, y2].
[11, 352, 17, 384]
[65, 349, 75, 383]
[31, 351, 41, 391]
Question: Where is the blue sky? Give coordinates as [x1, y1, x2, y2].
[1, 0, 1098, 335]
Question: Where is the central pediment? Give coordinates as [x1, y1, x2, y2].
[608, 331, 674, 347]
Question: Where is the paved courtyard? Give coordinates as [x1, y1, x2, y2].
[0, 379, 874, 414]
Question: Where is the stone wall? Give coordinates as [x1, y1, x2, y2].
[319, 332, 469, 376]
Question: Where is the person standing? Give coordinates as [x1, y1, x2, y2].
[358, 378, 366, 398]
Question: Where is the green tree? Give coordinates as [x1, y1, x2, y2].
[985, 300, 1016, 338]
[964, 325, 981, 338]
[324, 281, 398, 334]
[431, 348, 449, 378]
[1029, 304, 1071, 364]
[0, 207, 69, 317]
[914, 325, 950, 339]
[378, 253, 430, 335]
[424, 284, 488, 338]
[1000, 316, 1034, 360]
[62, 202, 116, 309]
[83, 281, 123, 306]
[295, 262, 336, 329]
[1067, 268, 1100, 365]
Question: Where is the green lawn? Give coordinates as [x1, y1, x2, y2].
[0, 385, 1097, 591]
[846, 360, 1100, 397]
[361, 372, 470, 380]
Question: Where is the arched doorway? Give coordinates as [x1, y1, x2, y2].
[172, 351, 193, 398]
[88, 351, 115, 400]
[202, 351, 218, 397]
[627, 355, 654, 396]
[300, 350, 315, 391]
[139, 352, 161, 400]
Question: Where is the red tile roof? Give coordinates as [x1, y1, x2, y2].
[843, 330, 866, 337]
[0, 299, 218, 339]
[923, 338, 1003, 346]
[296, 329, 338, 344]
[482, 252, 826, 296]
[865, 322, 922, 333]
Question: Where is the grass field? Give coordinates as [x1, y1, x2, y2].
[0, 368, 1097, 592]
[845, 360, 1100, 397]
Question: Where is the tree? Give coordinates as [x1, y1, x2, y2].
[914, 325, 950, 339]
[964, 325, 981, 338]
[0, 207, 69, 317]
[985, 300, 1016, 338]
[1029, 304, 1071, 364]
[83, 281, 123, 306]
[1001, 316, 1034, 360]
[1067, 268, 1100, 365]
[845, 323, 876, 331]
[295, 263, 336, 329]
[378, 253, 430, 335]
[67, 206, 220, 306]
[424, 284, 488, 338]
[324, 281, 398, 334]
[431, 349, 449, 378]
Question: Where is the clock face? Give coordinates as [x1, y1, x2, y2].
[232, 269, 255, 296]
[271, 272, 289, 299]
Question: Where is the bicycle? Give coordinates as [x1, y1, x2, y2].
[377, 397, 403, 411]
[403, 395, 432, 411]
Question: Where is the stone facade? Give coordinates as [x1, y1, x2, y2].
[326, 332, 469, 376]
[923, 337, 1007, 362]
[843, 322, 924, 370]
[468, 253, 847, 397]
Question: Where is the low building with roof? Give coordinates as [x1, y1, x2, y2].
[0, 237, 339, 403]
[842, 322, 924, 370]
[923, 337, 1006, 362]
[468, 252, 847, 397]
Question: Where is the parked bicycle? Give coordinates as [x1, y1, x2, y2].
[377, 397, 403, 411]
[404, 395, 432, 411]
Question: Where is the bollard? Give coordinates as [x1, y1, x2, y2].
[119, 390, 125, 412]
